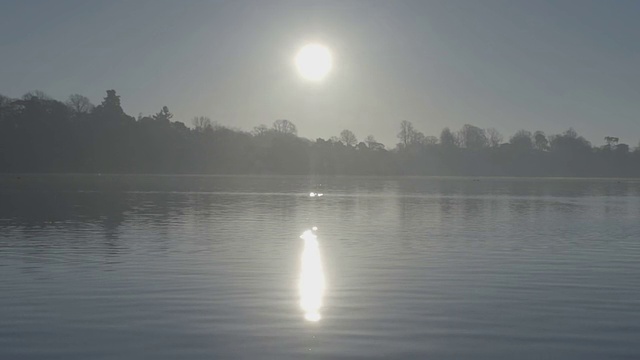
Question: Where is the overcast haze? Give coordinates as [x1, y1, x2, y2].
[1, 0, 639, 146]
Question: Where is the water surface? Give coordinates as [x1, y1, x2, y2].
[1, 175, 639, 359]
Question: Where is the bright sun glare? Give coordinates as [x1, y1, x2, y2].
[299, 229, 325, 322]
[295, 44, 332, 81]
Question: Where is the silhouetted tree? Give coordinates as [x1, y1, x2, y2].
[273, 119, 297, 135]
[440, 127, 457, 149]
[604, 136, 620, 151]
[410, 131, 425, 146]
[22, 90, 51, 100]
[0, 94, 11, 123]
[510, 130, 533, 151]
[340, 129, 358, 147]
[2, 89, 639, 177]
[548, 128, 593, 176]
[533, 131, 549, 151]
[458, 124, 487, 150]
[93, 90, 134, 124]
[66, 94, 94, 116]
[616, 143, 630, 154]
[486, 128, 503, 148]
[365, 135, 385, 150]
[193, 116, 213, 132]
[398, 120, 416, 147]
[0, 94, 11, 107]
[153, 106, 173, 123]
[364, 135, 376, 147]
[252, 124, 269, 136]
[550, 128, 591, 153]
[424, 136, 438, 146]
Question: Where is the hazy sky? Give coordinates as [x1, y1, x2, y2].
[1, 0, 639, 146]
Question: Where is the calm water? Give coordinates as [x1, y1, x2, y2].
[1, 175, 640, 359]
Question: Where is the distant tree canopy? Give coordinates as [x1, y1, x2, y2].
[1, 90, 639, 176]
[486, 128, 503, 148]
[439, 127, 457, 149]
[272, 119, 297, 135]
[534, 131, 549, 151]
[66, 94, 94, 116]
[510, 130, 534, 152]
[458, 124, 488, 150]
[340, 129, 357, 147]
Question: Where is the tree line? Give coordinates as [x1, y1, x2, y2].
[1, 90, 639, 177]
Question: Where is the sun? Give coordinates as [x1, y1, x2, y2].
[295, 43, 332, 81]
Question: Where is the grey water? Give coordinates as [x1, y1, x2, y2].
[1, 175, 639, 359]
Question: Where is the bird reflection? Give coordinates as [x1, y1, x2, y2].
[298, 228, 325, 322]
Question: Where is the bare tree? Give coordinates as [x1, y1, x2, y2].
[365, 135, 385, 150]
[564, 127, 578, 139]
[364, 135, 377, 147]
[252, 124, 269, 136]
[192, 116, 212, 132]
[273, 119, 297, 135]
[22, 90, 51, 100]
[424, 136, 438, 146]
[486, 128, 503, 148]
[66, 94, 94, 115]
[340, 129, 358, 147]
[397, 120, 416, 147]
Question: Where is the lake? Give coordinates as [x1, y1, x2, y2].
[1, 175, 639, 359]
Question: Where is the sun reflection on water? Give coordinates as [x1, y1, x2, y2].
[298, 228, 325, 322]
